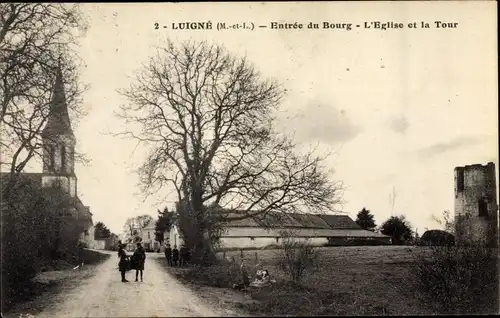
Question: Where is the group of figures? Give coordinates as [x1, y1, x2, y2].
[117, 242, 146, 283]
[164, 243, 190, 266]
[234, 260, 275, 291]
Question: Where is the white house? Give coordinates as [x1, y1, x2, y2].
[168, 210, 391, 250]
[132, 223, 169, 252]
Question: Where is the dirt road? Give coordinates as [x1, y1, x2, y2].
[32, 251, 234, 317]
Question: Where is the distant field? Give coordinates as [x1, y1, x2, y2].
[212, 246, 433, 315]
[219, 245, 424, 266]
[165, 245, 497, 316]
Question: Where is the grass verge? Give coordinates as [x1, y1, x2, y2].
[157, 246, 431, 316]
[2, 249, 110, 316]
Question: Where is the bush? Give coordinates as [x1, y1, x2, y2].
[1, 181, 87, 310]
[276, 230, 320, 284]
[409, 244, 498, 315]
[173, 260, 242, 288]
[325, 237, 390, 246]
[419, 230, 455, 246]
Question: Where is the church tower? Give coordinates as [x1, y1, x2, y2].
[41, 62, 77, 197]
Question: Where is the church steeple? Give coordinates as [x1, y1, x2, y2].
[42, 60, 76, 179]
[42, 59, 74, 138]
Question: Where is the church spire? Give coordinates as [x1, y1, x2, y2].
[42, 59, 74, 138]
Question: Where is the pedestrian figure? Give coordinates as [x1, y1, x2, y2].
[164, 243, 173, 266]
[232, 258, 250, 291]
[179, 245, 188, 267]
[133, 242, 146, 282]
[240, 258, 250, 287]
[172, 245, 179, 266]
[118, 243, 129, 282]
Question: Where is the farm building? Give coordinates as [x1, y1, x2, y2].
[168, 210, 391, 249]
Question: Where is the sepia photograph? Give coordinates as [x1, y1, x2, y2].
[1, 2, 498, 317]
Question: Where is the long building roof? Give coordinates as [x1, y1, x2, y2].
[217, 209, 389, 238]
[222, 227, 389, 238]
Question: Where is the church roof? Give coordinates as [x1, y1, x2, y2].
[41, 63, 74, 138]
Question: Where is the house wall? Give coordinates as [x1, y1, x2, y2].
[80, 225, 96, 248]
[219, 236, 328, 249]
[169, 225, 182, 248]
[101, 237, 118, 250]
[139, 226, 167, 251]
[89, 239, 106, 250]
[167, 224, 392, 250]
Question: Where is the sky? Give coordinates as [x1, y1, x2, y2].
[27, 2, 498, 235]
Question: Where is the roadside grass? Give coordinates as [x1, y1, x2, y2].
[158, 246, 431, 316]
[2, 249, 110, 316]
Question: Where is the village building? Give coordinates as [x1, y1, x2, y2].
[138, 223, 166, 252]
[168, 210, 391, 249]
[124, 223, 167, 252]
[93, 233, 120, 251]
[1, 63, 95, 248]
[454, 162, 498, 247]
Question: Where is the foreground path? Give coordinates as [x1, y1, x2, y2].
[34, 251, 227, 317]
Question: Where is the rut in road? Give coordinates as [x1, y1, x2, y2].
[34, 251, 235, 317]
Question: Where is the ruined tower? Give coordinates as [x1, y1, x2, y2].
[41, 62, 77, 197]
[454, 162, 498, 247]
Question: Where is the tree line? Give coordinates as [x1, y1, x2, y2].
[355, 207, 414, 245]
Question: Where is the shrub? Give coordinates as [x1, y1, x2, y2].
[325, 237, 390, 246]
[174, 260, 242, 288]
[419, 230, 455, 246]
[276, 230, 320, 284]
[1, 180, 87, 310]
[408, 243, 498, 315]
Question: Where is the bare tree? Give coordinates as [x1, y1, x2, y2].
[431, 210, 455, 234]
[116, 40, 344, 263]
[122, 214, 154, 243]
[0, 3, 88, 198]
[123, 217, 138, 243]
[135, 214, 154, 230]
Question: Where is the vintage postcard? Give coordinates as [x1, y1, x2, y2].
[1, 2, 498, 317]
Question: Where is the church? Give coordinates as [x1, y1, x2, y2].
[1, 63, 95, 247]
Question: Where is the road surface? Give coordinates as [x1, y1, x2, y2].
[33, 251, 233, 317]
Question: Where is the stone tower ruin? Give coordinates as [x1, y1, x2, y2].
[454, 162, 498, 247]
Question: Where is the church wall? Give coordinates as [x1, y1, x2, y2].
[41, 175, 77, 197]
[68, 177, 76, 197]
[54, 144, 62, 171]
[42, 175, 69, 190]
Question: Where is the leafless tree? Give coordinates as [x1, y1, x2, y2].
[0, 3, 88, 198]
[122, 214, 154, 243]
[123, 217, 137, 242]
[431, 210, 455, 234]
[116, 40, 344, 263]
